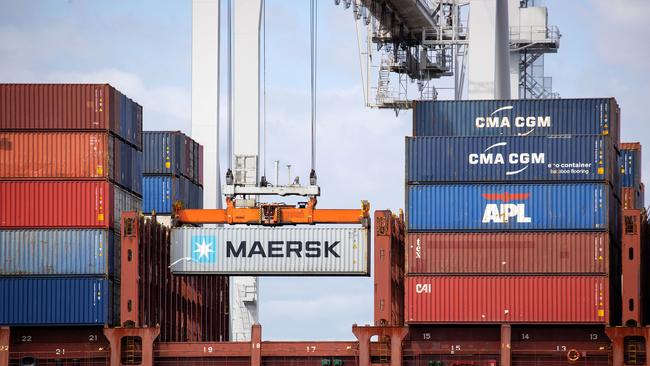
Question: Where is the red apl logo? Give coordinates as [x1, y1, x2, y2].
[481, 192, 531, 223]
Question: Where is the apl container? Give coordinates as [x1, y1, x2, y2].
[0, 132, 142, 195]
[406, 232, 611, 274]
[0, 84, 142, 148]
[406, 135, 618, 185]
[413, 98, 619, 141]
[0, 229, 119, 277]
[407, 183, 619, 231]
[0, 181, 141, 230]
[170, 226, 370, 275]
[405, 276, 609, 324]
[142, 175, 203, 214]
[620, 142, 641, 188]
[0, 277, 116, 325]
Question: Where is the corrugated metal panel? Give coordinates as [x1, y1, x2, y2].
[0, 84, 142, 148]
[0, 229, 117, 276]
[142, 175, 203, 214]
[0, 181, 141, 229]
[620, 143, 641, 188]
[0, 132, 141, 195]
[170, 226, 370, 275]
[406, 135, 618, 185]
[406, 232, 609, 274]
[413, 98, 619, 140]
[623, 186, 645, 210]
[405, 276, 609, 323]
[0, 277, 115, 325]
[407, 183, 617, 231]
[143, 131, 203, 186]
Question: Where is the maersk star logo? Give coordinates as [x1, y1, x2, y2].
[191, 236, 217, 263]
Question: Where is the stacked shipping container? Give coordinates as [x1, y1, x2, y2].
[143, 131, 203, 215]
[620, 142, 644, 209]
[405, 98, 622, 324]
[0, 84, 142, 326]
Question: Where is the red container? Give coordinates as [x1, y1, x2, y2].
[0, 84, 142, 148]
[0, 181, 140, 229]
[405, 276, 609, 324]
[406, 232, 610, 274]
[0, 132, 111, 179]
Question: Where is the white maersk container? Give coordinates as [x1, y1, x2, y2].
[170, 226, 370, 275]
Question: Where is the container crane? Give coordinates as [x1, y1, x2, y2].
[186, 0, 370, 342]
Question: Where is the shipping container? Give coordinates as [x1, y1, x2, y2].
[0, 277, 116, 325]
[0, 181, 141, 230]
[143, 131, 202, 186]
[406, 232, 611, 274]
[0, 132, 141, 195]
[142, 175, 203, 214]
[0, 229, 119, 277]
[406, 135, 618, 186]
[413, 98, 619, 141]
[169, 226, 370, 275]
[407, 183, 619, 231]
[405, 276, 609, 324]
[0, 84, 142, 148]
[620, 142, 642, 188]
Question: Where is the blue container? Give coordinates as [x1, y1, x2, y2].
[0, 229, 119, 277]
[407, 183, 618, 231]
[0, 277, 116, 325]
[143, 131, 184, 176]
[413, 98, 619, 140]
[143, 175, 203, 214]
[407, 135, 619, 185]
[620, 145, 641, 188]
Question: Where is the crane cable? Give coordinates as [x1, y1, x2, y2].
[261, 0, 267, 181]
[227, 0, 233, 172]
[309, 0, 317, 176]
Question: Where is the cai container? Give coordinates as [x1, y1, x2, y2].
[407, 183, 619, 231]
[0, 229, 119, 277]
[170, 226, 370, 275]
[142, 175, 203, 214]
[620, 142, 641, 188]
[405, 275, 609, 324]
[412, 98, 620, 141]
[406, 135, 618, 186]
[0, 132, 141, 195]
[0, 84, 142, 149]
[0, 277, 117, 325]
[406, 232, 610, 274]
[0, 181, 141, 230]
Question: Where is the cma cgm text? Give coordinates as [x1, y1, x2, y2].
[475, 116, 551, 129]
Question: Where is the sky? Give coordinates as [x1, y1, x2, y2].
[1, 0, 649, 340]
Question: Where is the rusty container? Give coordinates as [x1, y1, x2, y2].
[0, 84, 142, 148]
[406, 232, 611, 274]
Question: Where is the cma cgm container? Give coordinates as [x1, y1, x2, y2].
[0, 84, 142, 148]
[170, 226, 370, 275]
[407, 183, 619, 231]
[620, 142, 641, 188]
[413, 98, 619, 141]
[406, 232, 610, 274]
[406, 135, 618, 186]
[405, 276, 609, 324]
[143, 131, 203, 185]
[0, 229, 119, 277]
[142, 175, 203, 214]
[0, 277, 116, 325]
[0, 181, 140, 230]
[0, 132, 141, 195]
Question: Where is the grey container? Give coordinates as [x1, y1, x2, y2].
[170, 226, 370, 275]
